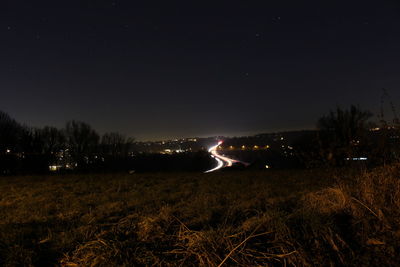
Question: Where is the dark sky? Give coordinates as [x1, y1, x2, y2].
[1, 1, 400, 140]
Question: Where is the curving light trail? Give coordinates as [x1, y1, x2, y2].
[205, 141, 240, 173]
[204, 157, 224, 173]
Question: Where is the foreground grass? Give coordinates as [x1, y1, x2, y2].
[0, 167, 399, 266]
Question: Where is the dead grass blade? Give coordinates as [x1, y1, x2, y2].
[217, 225, 272, 267]
[351, 197, 379, 218]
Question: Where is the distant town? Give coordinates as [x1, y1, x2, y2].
[1, 105, 400, 174]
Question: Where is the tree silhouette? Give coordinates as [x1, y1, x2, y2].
[101, 132, 127, 157]
[40, 126, 66, 155]
[65, 120, 99, 167]
[317, 105, 373, 165]
[0, 110, 22, 153]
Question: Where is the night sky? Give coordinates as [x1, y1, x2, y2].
[2, 1, 400, 140]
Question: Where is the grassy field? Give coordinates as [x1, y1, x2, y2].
[0, 166, 399, 266]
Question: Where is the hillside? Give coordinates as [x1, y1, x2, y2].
[0, 167, 399, 266]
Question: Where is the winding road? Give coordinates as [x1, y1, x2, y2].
[205, 141, 243, 173]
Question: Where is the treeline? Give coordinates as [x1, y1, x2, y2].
[0, 110, 215, 174]
[221, 105, 400, 169]
[1, 104, 399, 174]
[0, 110, 134, 174]
[294, 105, 400, 168]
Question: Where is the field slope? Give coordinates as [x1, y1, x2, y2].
[0, 167, 399, 266]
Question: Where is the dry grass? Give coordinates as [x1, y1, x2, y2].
[0, 166, 399, 266]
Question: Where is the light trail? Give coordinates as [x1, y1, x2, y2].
[204, 141, 241, 173]
[204, 157, 224, 173]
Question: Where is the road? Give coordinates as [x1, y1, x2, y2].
[205, 141, 242, 173]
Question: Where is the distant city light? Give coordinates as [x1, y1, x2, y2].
[345, 157, 368, 161]
[6, 149, 11, 153]
[49, 165, 61, 171]
[265, 165, 270, 169]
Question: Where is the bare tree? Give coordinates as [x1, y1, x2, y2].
[101, 132, 134, 157]
[317, 105, 374, 165]
[40, 126, 66, 155]
[65, 120, 99, 166]
[0, 110, 23, 153]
